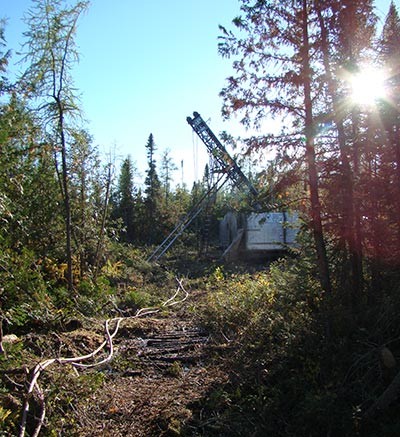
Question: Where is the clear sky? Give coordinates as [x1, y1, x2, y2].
[2, 0, 396, 187]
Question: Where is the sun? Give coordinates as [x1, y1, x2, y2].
[348, 66, 387, 106]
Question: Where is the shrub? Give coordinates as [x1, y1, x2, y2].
[193, 256, 342, 437]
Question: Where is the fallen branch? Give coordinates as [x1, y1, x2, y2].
[18, 278, 189, 437]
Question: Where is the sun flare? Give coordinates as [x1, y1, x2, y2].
[348, 67, 387, 106]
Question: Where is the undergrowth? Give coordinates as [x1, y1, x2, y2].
[188, 255, 400, 437]
[2, 243, 400, 436]
[0, 244, 179, 435]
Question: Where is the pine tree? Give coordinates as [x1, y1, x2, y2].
[219, 0, 332, 295]
[315, 0, 377, 303]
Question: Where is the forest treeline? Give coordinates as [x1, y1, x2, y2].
[1, 0, 400, 435]
[0, 0, 238, 313]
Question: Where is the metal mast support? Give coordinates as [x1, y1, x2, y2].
[147, 173, 228, 262]
[186, 112, 259, 199]
[147, 111, 260, 262]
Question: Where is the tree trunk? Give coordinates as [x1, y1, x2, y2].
[57, 102, 73, 292]
[317, 7, 361, 310]
[350, 109, 364, 304]
[391, 126, 400, 257]
[301, 0, 332, 298]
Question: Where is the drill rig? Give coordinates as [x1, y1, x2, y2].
[147, 112, 259, 262]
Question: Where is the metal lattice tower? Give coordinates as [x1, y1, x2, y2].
[186, 112, 258, 199]
[147, 112, 259, 262]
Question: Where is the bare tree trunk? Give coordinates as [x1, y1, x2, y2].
[94, 163, 112, 280]
[57, 102, 73, 292]
[317, 8, 361, 311]
[301, 0, 332, 299]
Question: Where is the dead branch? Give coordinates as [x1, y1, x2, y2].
[18, 278, 190, 437]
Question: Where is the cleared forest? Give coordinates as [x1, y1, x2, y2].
[2, 1, 400, 436]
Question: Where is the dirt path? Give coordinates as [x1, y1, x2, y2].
[74, 311, 226, 436]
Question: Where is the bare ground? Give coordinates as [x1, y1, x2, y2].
[70, 304, 227, 436]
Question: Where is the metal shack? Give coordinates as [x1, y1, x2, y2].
[219, 211, 299, 261]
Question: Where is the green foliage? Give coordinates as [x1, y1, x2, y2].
[194, 255, 353, 436]
[167, 361, 184, 378]
[0, 247, 54, 331]
[143, 133, 163, 244]
[0, 340, 26, 371]
[42, 369, 105, 436]
[0, 403, 19, 437]
[0, 243, 117, 332]
[202, 268, 276, 339]
[191, 236, 400, 437]
[0, 341, 35, 435]
[111, 155, 138, 243]
[117, 287, 156, 311]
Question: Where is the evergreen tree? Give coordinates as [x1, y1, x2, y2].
[0, 95, 61, 253]
[219, 0, 384, 309]
[315, 0, 377, 303]
[219, 0, 332, 295]
[160, 148, 177, 206]
[0, 19, 10, 95]
[366, 1, 400, 279]
[379, 2, 400, 188]
[114, 156, 137, 243]
[69, 129, 112, 277]
[143, 133, 162, 243]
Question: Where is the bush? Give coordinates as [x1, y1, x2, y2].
[193, 256, 349, 437]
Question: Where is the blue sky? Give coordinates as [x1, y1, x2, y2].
[2, 0, 395, 187]
[4, 0, 243, 186]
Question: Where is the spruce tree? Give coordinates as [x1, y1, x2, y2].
[115, 156, 136, 243]
[160, 148, 177, 206]
[144, 134, 162, 243]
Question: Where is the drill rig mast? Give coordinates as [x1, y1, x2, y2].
[147, 112, 258, 262]
[186, 112, 258, 199]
